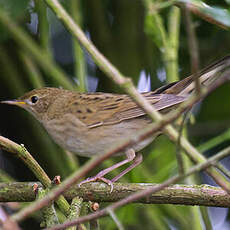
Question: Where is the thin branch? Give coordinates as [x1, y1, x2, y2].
[200, 206, 212, 230]
[145, 3, 180, 82]
[67, 197, 85, 230]
[0, 206, 21, 230]
[38, 188, 59, 228]
[107, 209, 124, 230]
[166, 6, 180, 82]
[45, 146, 230, 230]
[184, 4, 201, 94]
[0, 136, 70, 215]
[0, 136, 50, 187]
[0, 206, 8, 224]
[1, 180, 230, 208]
[69, 0, 87, 92]
[35, 0, 51, 53]
[175, 112, 189, 175]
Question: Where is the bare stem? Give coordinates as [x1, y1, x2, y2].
[45, 146, 230, 230]
[0, 136, 70, 216]
[184, 4, 201, 94]
[2, 180, 230, 207]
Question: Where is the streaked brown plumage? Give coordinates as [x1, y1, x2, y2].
[2, 55, 230, 188]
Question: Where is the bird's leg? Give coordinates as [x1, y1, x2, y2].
[111, 152, 143, 182]
[78, 149, 142, 192]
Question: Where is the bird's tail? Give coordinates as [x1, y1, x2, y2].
[154, 55, 230, 96]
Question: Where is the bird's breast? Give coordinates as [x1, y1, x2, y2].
[44, 115, 158, 157]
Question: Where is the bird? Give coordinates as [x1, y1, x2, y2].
[2, 55, 230, 190]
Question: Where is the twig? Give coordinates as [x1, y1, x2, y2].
[45, 146, 230, 230]
[175, 112, 189, 175]
[199, 206, 212, 230]
[67, 197, 84, 230]
[107, 209, 124, 230]
[184, 4, 201, 94]
[38, 188, 59, 228]
[0, 136, 50, 187]
[2, 179, 230, 207]
[199, 128, 230, 152]
[0, 136, 70, 215]
[0, 206, 21, 230]
[145, 3, 180, 82]
[167, 6, 180, 82]
[69, 0, 87, 92]
[35, 0, 51, 53]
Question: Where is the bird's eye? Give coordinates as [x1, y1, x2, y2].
[31, 95, 38, 104]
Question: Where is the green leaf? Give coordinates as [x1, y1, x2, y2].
[202, 6, 230, 28]
[145, 13, 165, 48]
[178, 0, 230, 29]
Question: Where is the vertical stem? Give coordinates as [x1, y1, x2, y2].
[38, 188, 59, 228]
[69, 0, 87, 92]
[200, 206, 212, 230]
[166, 6, 180, 82]
[184, 5, 201, 94]
[67, 197, 85, 230]
[20, 51, 45, 88]
[35, 0, 51, 54]
[181, 130, 207, 230]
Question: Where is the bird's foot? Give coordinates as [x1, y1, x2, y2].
[78, 176, 114, 193]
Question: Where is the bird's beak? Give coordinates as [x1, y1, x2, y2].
[1, 100, 26, 107]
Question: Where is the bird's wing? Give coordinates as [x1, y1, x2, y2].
[70, 92, 187, 128]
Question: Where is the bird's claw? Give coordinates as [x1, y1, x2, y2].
[78, 176, 114, 193]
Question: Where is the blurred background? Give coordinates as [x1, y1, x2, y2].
[0, 0, 230, 229]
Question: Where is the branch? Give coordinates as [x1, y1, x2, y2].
[184, 4, 201, 94]
[1, 182, 230, 208]
[0, 136, 70, 216]
[45, 145, 230, 230]
[3, 144, 229, 229]
[37, 188, 59, 228]
[0, 206, 21, 230]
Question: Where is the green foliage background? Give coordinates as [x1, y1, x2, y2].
[0, 0, 230, 229]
